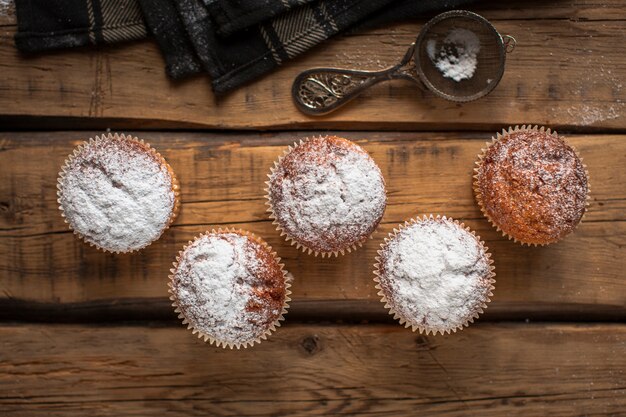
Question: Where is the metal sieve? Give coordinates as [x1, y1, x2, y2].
[292, 10, 516, 116]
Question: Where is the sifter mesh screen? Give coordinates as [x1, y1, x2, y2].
[415, 10, 506, 102]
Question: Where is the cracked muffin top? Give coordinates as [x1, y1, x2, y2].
[267, 136, 387, 255]
[57, 133, 178, 253]
[170, 230, 288, 348]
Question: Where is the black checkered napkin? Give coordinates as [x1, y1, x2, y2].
[14, 0, 147, 52]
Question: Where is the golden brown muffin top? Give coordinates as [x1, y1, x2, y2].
[476, 128, 588, 245]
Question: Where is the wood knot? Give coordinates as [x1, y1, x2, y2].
[300, 335, 321, 355]
[415, 335, 434, 351]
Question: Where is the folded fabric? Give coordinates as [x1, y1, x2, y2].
[205, 0, 317, 38]
[352, 0, 479, 32]
[167, 0, 477, 93]
[138, 0, 202, 79]
[163, 0, 403, 93]
[14, 0, 147, 52]
[15, 0, 478, 94]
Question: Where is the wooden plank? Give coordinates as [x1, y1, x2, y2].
[0, 131, 624, 319]
[0, 1, 625, 130]
[0, 323, 624, 416]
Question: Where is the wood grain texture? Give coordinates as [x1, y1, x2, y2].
[1, 131, 624, 319]
[0, 1, 625, 130]
[1, 2, 624, 415]
[0, 323, 624, 416]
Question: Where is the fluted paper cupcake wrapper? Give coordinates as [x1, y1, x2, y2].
[373, 214, 495, 335]
[57, 132, 181, 254]
[168, 228, 292, 349]
[265, 136, 386, 258]
[473, 125, 591, 246]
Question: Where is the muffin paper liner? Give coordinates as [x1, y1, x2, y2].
[168, 228, 291, 349]
[473, 125, 591, 246]
[265, 136, 386, 258]
[57, 132, 180, 254]
[373, 214, 495, 335]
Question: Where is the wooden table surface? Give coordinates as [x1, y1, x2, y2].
[1, 1, 625, 416]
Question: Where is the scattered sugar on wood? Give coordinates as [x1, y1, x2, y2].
[555, 56, 624, 126]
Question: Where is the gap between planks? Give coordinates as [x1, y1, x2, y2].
[0, 299, 625, 324]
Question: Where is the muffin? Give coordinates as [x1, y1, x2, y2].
[374, 215, 495, 335]
[474, 125, 589, 245]
[57, 133, 180, 253]
[266, 136, 387, 256]
[169, 229, 290, 349]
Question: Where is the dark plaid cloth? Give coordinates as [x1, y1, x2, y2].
[206, 0, 316, 38]
[160, 0, 401, 93]
[14, 0, 477, 93]
[353, 0, 479, 31]
[138, 0, 202, 78]
[14, 0, 146, 51]
[169, 0, 476, 93]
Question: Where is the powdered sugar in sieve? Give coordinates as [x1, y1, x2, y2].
[426, 28, 480, 82]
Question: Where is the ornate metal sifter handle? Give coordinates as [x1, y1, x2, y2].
[292, 44, 419, 116]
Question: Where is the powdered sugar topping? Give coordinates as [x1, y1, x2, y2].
[268, 136, 386, 253]
[172, 232, 285, 346]
[427, 28, 480, 82]
[58, 135, 176, 252]
[378, 218, 492, 332]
